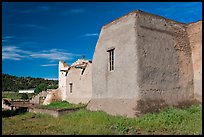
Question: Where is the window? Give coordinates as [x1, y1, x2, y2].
[107, 48, 115, 71]
[69, 83, 73, 93]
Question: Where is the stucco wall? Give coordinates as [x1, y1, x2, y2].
[88, 11, 140, 116]
[58, 61, 68, 100]
[135, 11, 194, 110]
[58, 60, 92, 104]
[88, 10, 197, 117]
[43, 89, 61, 105]
[187, 21, 202, 102]
[91, 12, 139, 99]
[66, 63, 92, 104]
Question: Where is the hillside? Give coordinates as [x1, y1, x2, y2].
[2, 74, 58, 92]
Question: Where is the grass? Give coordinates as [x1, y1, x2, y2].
[2, 103, 202, 135]
[39, 101, 86, 109]
[2, 92, 36, 100]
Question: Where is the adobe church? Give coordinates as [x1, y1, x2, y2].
[44, 10, 202, 117]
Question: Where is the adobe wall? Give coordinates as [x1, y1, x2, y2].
[135, 11, 194, 112]
[187, 21, 202, 102]
[87, 12, 140, 117]
[43, 89, 61, 105]
[88, 10, 197, 117]
[65, 63, 92, 104]
[58, 61, 69, 100]
[30, 91, 48, 104]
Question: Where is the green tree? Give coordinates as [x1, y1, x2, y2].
[34, 83, 48, 94]
[2, 74, 58, 92]
[20, 93, 29, 100]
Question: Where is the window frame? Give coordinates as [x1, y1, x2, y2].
[107, 48, 115, 71]
[69, 82, 73, 93]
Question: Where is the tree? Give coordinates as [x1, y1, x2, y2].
[20, 93, 29, 100]
[2, 74, 58, 92]
[34, 83, 48, 94]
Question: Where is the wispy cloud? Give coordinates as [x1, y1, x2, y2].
[70, 9, 85, 13]
[14, 6, 51, 14]
[84, 33, 99, 37]
[37, 6, 51, 11]
[2, 46, 80, 62]
[2, 36, 15, 42]
[3, 36, 15, 39]
[63, 8, 86, 15]
[40, 64, 58, 67]
[2, 46, 31, 60]
[30, 49, 79, 61]
[23, 24, 47, 29]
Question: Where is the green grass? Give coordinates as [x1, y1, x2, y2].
[2, 92, 36, 100]
[2, 104, 202, 135]
[39, 101, 86, 109]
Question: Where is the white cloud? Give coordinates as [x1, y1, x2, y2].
[40, 64, 58, 67]
[2, 46, 79, 62]
[2, 46, 30, 60]
[30, 49, 79, 61]
[3, 52, 25, 60]
[84, 33, 99, 37]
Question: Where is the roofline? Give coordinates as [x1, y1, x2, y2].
[187, 20, 202, 25]
[102, 10, 187, 30]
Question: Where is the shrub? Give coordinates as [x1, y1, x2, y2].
[34, 83, 48, 94]
[20, 93, 29, 100]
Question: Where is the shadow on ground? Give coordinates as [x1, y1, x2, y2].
[2, 107, 28, 118]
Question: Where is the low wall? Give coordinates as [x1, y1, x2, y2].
[28, 107, 84, 117]
[87, 98, 139, 117]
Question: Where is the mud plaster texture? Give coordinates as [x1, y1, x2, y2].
[30, 91, 48, 104]
[87, 10, 201, 117]
[187, 21, 202, 102]
[58, 60, 92, 104]
[43, 89, 61, 105]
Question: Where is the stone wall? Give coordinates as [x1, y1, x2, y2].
[187, 21, 202, 102]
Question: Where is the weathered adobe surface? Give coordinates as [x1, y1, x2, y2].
[136, 10, 194, 104]
[187, 21, 202, 102]
[65, 62, 92, 104]
[58, 60, 92, 104]
[88, 10, 201, 117]
[135, 11, 195, 114]
[43, 88, 62, 105]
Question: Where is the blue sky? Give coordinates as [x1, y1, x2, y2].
[2, 2, 202, 80]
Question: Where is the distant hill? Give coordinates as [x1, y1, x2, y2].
[2, 74, 58, 92]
